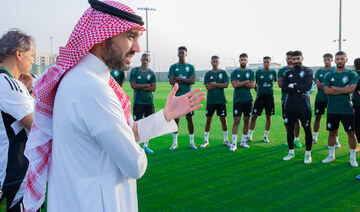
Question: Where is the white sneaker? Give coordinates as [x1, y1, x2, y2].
[335, 141, 341, 148]
[223, 140, 231, 147]
[169, 144, 178, 151]
[263, 137, 270, 143]
[322, 155, 335, 163]
[200, 141, 209, 148]
[304, 155, 312, 164]
[190, 143, 197, 150]
[350, 160, 359, 167]
[312, 138, 317, 144]
[240, 142, 250, 148]
[230, 144, 237, 152]
[246, 137, 252, 142]
[283, 154, 295, 161]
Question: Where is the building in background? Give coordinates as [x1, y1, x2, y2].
[31, 52, 57, 76]
[34, 52, 57, 66]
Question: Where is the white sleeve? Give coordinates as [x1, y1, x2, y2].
[0, 76, 33, 121]
[76, 82, 147, 179]
[137, 110, 178, 143]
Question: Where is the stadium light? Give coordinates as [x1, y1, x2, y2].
[138, 7, 156, 54]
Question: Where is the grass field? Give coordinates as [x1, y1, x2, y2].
[2, 81, 360, 212]
[130, 82, 360, 212]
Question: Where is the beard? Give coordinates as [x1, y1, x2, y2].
[336, 64, 344, 69]
[240, 64, 246, 68]
[294, 62, 301, 68]
[101, 38, 134, 71]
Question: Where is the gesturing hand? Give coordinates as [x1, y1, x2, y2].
[163, 83, 206, 122]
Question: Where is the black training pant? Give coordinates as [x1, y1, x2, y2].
[285, 108, 312, 151]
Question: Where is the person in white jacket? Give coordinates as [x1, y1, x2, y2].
[23, 1, 205, 212]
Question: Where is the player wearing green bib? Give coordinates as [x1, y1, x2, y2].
[110, 69, 125, 87]
[312, 54, 340, 147]
[200, 56, 230, 148]
[352, 58, 360, 152]
[278, 51, 302, 147]
[322, 51, 358, 167]
[229, 53, 255, 151]
[247, 56, 276, 144]
[130, 54, 156, 153]
[168, 46, 197, 150]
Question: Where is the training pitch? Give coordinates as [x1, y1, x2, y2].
[2, 81, 360, 212]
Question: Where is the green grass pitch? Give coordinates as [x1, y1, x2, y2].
[2, 81, 360, 212]
[129, 82, 360, 212]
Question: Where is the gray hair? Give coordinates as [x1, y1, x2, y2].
[0, 29, 35, 62]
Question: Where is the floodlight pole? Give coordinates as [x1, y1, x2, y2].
[338, 0, 342, 51]
[231, 58, 236, 67]
[50, 36, 54, 56]
[138, 7, 156, 54]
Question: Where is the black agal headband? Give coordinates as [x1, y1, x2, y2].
[88, 0, 144, 26]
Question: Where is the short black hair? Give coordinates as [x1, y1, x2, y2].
[263, 56, 271, 60]
[239, 53, 248, 58]
[354, 58, 360, 70]
[286, 51, 293, 56]
[291, 50, 303, 57]
[178, 46, 187, 52]
[211, 55, 219, 60]
[335, 51, 347, 57]
[141, 53, 149, 58]
[323, 53, 333, 58]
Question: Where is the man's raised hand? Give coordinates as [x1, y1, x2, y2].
[163, 83, 205, 122]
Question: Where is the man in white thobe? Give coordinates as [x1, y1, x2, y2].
[24, 1, 205, 212]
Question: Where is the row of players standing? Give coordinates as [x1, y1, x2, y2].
[110, 47, 360, 166]
[281, 50, 360, 165]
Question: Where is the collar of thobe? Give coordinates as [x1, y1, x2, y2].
[76, 52, 110, 82]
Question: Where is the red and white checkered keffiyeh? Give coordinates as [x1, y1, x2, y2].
[23, 1, 144, 211]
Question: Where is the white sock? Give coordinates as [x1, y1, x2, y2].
[248, 130, 254, 139]
[223, 131, 228, 142]
[241, 134, 247, 143]
[232, 134, 237, 145]
[190, 134, 194, 144]
[204, 132, 210, 142]
[305, 150, 311, 157]
[264, 130, 269, 138]
[294, 137, 299, 141]
[336, 136, 339, 142]
[313, 132, 318, 140]
[329, 146, 335, 158]
[173, 133, 178, 145]
[289, 149, 295, 155]
[350, 149, 356, 161]
[144, 140, 149, 148]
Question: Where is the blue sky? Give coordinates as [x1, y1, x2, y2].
[1, 0, 359, 71]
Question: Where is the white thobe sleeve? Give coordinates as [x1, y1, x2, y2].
[76, 83, 147, 179]
[137, 109, 178, 143]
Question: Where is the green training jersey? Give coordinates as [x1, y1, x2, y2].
[110, 69, 125, 86]
[352, 70, 360, 106]
[314, 67, 335, 102]
[204, 69, 229, 104]
[323, 69, 357, 114]
[231, 68, 254, 103]
[168, 63, 196, 96]
[278, 66, 289, 101]
[129, 67, 156, 105]
[255, 69, 277, 96]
